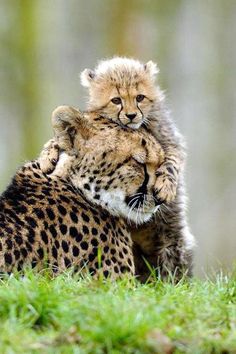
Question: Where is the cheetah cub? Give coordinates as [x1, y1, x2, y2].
[81, 57, 184, 204]
[80, 57, 195, 280]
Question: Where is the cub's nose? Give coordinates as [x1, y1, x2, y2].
[126, 113, 137, 121]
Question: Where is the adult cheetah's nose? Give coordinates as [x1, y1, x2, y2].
[126, 113, 137, 121]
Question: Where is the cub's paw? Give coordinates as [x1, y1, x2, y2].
[154, 167, 177, 204]
[38, 139, 60, 174]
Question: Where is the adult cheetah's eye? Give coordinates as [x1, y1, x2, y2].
[132, 156, 146, 165]
[111, 97, 122, 105]
[136, 94, 145, 102]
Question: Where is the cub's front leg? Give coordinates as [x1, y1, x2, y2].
[147, 114, 186, 204]
[38, 106, 81, 175]
[154, 149, 182, 204]
[38, 139, 60, 174]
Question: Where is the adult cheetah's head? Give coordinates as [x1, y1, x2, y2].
[51, 106, 164, 224]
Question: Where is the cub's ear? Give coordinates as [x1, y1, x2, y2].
[51, 105, 82, 151]
[80, 68, 96, 87]
[144, 60, 159, 79]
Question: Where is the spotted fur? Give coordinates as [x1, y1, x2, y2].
[0, 106, 164, 279]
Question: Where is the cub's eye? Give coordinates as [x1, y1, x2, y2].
[111, 97, 122, 105]
[136, 94, 145, 102]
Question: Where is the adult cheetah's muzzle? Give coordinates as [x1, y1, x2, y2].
[125, 193, 145, 209]
[125, 164, 151, 210]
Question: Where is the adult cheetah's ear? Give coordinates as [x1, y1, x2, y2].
[80, 68, 96, 87]
[144, 61, 159, 79]
[51, 105, 83, 151]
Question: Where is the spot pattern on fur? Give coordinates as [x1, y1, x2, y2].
[0, 108, 164, 279]
[0, 100, 194, 282]
[0, 162, 135, 279]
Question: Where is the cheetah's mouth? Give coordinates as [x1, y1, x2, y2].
[126, 199, 160, 225]
[96, 188, 158, 225]
[117, 118, 143, 130]
[125, 193, 160, 209]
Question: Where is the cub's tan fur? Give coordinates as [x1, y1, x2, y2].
[81, 57, 184, 204]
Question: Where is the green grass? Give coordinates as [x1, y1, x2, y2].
[0, 270, 236, 353]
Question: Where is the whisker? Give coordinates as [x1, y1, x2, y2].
[158, 207, 168, 223]
[127, 196, 141, 209]
[135, 201, 142, 226]
[161, 203, 174, 215]
[127, 192, 143, 199]
[142, 195, 146, 215]
[127, 198, 139, 225]
[142, 117, 151, 128]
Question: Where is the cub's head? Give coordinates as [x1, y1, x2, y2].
[80, 57, 164, 129]
[51, 106, 164, 224]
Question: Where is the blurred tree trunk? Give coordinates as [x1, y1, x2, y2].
[106, 0, 137, 56]
[17, 0, 40, 159]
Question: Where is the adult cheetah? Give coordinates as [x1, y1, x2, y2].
[0, 106, 164, 279]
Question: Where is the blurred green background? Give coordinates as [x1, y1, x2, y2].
[1, 0, 236, 276]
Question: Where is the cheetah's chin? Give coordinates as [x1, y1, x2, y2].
[126, 122, 143, 129]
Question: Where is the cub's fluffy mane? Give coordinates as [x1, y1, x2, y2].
[80, 57, 159, 88]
